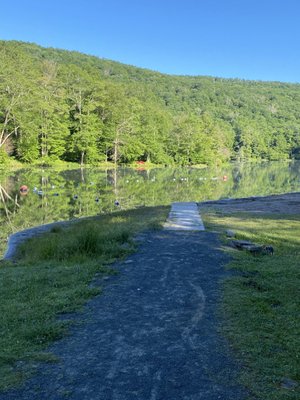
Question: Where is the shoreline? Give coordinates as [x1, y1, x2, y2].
[3, 191, 300, 261]
[3, 220, 77, 260]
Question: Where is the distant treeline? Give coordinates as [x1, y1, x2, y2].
[1, 40, 300, 165]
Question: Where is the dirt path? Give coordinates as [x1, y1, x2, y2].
[1, 230, 248, 400]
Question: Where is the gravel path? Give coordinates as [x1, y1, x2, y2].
[1, 229, 248, 400]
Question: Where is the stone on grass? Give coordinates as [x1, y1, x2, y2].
[225, 229, 235, 238]
[229, 240, 253, 250]
[228, 240, 274, 256]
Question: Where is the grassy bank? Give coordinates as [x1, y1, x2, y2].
[0, 156, 166, 170]
[202, 210, 300, 400]
[0, 206, 168, 390]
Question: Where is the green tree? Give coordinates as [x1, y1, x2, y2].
[64, 66, 105, 165]
[36, 60, 69, 160]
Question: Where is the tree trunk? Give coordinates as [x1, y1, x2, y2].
[80, 151, 85, 166]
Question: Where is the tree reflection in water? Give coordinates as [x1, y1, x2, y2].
[0, 161, 300, 257]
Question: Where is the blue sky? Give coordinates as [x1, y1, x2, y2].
[1, 0, 300, 82]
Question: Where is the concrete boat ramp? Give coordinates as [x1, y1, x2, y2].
[164, 202, 205, 231]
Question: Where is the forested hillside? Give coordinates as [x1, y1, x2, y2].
[1, 40, 300, 165]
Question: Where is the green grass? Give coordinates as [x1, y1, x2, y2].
[0, 206, 168, 391]
[202, 209, 300, 400]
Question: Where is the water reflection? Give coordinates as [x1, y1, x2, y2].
[0, 161, 299, 256]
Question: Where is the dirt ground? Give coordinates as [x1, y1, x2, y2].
[199, 192, 300, 215]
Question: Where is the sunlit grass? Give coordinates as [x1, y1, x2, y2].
[0, 206, 168, 391]
[202, 209, 300, 400]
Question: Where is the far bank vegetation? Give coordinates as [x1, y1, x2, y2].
[1, 41, 300, 167]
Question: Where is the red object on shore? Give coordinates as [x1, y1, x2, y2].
[136, 161, 145, 165]
[19, 185, 29, 194]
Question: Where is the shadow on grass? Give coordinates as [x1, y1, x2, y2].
[0, 205, 169, 391]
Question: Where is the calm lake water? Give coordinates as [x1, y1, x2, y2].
[0, 161, 299, 256]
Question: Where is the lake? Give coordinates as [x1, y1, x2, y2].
[1, 161, 299, 256]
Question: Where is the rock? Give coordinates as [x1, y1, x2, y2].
[248, 245, 265, 255]
[228, 240, 274, 256]
[229, 240, 254, 250]
[225, 229, 235, 238]
[249, 244, 275, 256]
[263, 245, 274, 255]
